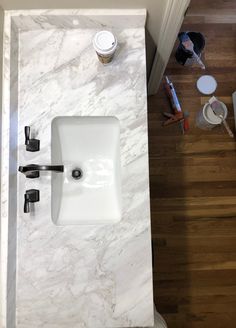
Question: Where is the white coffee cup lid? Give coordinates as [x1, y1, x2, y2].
[197, 75, 217, 95]
[93, 31, 117, 55]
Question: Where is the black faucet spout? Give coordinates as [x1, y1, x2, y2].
[18, 164, 64, 178]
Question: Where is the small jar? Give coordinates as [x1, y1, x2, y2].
[93, 31, 118, 65]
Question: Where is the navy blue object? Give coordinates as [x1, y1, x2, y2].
[175, 32, 205, 65]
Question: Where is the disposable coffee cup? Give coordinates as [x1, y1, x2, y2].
[93, 31, 118, 65]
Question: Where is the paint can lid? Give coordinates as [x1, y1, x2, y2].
[197, 75, 217, 95]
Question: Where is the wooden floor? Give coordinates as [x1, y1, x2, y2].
[149, 1, 236, 327]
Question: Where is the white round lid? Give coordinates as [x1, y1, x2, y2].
[197, 75, 217, 95]
[93, 31, 117, 55]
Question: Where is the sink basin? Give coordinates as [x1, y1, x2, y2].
[51, 116, 122, 225]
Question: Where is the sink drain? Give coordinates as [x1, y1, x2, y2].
[72, 168, 83, 180]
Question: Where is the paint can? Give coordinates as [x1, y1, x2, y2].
[196, 101, 228, 130]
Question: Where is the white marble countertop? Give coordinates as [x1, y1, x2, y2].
[1, 9, 153, 328]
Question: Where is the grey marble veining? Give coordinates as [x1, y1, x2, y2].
[1, 10, 153, 328]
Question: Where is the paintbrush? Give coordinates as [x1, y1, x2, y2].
[209, 96, 234, 138]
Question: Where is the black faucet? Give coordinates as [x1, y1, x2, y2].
[19, 164, 64, 178]
[24, 189, 40, 213]
[25, 126, 40, 152]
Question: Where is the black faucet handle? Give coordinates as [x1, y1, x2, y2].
[24, 126, 30, 145]
[24, 126, 40, 152]
[24, 189, 40, 213]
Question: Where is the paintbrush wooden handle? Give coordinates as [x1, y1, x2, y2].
[222, 119, 234, 138]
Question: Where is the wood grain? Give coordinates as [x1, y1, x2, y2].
[149, 1, 236, 326]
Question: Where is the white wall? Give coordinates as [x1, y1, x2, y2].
[0, 0, 167, 46]
[0, 8, 3, 117]
[0, 5, 4, 327]
[148, 0, 190, 94]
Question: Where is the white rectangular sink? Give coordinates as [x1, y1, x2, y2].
[51, 116, 122, 225]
